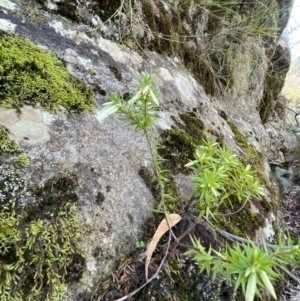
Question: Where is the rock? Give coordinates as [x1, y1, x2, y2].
[0, 0, 296, 300]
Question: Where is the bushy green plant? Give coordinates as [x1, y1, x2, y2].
[0, 127, 18, 153]
[185, 140, 264, 219]
[186, 234, 300, 301]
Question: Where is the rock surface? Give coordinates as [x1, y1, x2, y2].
[0, 0, 298, 300]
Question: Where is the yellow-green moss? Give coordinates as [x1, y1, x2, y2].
[0, 33, 96, 114]
[0, 203, 85, 301]
[159, 112, 205, 175]
[0, 167, 85, 301]
[227, 121, 270, 188]
[216, 202, 265, 237]
[0, 127, 18, 153]
[12, 153, 30, 167]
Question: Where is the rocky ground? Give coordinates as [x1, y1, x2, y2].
[280, 168, 300, 301]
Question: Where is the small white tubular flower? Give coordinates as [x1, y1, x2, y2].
[258, 270, 277, 300]
[149, 89, 159, 106]
[95, 105, 119, 123]
[245, 272, 256, 301]
[141, 85, 150, 95]
[127, 91, 141, 106]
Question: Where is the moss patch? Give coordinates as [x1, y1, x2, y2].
[159, 112, 205, 175]
[0, 127, 19, 153]
[12, 153, 30, 167]
[227, 121, 270, 188]
[0, 203, 85, 301]
[159, 129, 196, 174]
[138, 1, 217, 95]
[142, 112, 205, 212]
[216, 201, 265, 237]
[0, 33, 96, 114]
[178, 112, 204, 141]
[0, 165, 85, 301]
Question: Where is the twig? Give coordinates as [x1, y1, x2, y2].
[214, 227, 297, 250]
[215, 198, 249, 217]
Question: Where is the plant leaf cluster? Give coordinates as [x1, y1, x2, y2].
[186, 234, 300, 301]
[12, 153, 30, 167]
[96, 73, 160, 131]
[185, 140, 264, 219]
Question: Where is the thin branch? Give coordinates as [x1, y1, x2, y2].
[215, 198, 249, 217]
[214, 227, 297, 250]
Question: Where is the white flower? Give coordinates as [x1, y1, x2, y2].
[149, 89, 159, 106]
[95, 105, 119, 123]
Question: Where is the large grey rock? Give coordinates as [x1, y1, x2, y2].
[0, 0, 296, 300]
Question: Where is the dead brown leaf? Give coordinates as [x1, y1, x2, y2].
[145, 214, 182, 279]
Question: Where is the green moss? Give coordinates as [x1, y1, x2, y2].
[0, 167, 85, 301]
[140, 112, 204, 212]
[227, 121, 269, 186]
[216, 202, 265, 237]
[159, 112, 205, 175]
[0, 203, 85, 301]
[0, 33, 96, 114]
[12, 153, 30, 167]
[159, 129, 196, 174]
[178, 112, 204, 141]
[0, 127, 19, 153]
